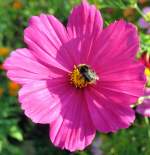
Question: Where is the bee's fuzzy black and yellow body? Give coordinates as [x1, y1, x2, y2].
[77, 64, 99, 84]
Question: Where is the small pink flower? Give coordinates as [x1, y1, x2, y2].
[4, 0, 145, 152]
[136, 88, 150, 117]
[138, 7, 150, 34]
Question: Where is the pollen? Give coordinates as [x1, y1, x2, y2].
[70, 65, 99, 88]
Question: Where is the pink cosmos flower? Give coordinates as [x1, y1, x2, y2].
[4, 0, 145, 152]
[136, 88, 150, 117]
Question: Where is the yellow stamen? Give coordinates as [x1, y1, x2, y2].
[70, 65, 98, 88]
[70, 65, 87, 88]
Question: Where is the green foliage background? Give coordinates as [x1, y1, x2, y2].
[0, 0, 150, 155]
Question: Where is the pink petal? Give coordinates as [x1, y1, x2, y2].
[19, 79, 70, 124]
[144, 88, 150, 96]
[85, 88, 135, 133]
[137, 101, 150, 117]
[67, 0, 103, 38]
[3, 48, 66, 85]
[85, 20, 145, 103]
[56, 37, 83, 67]
[99, 61, 145, 78]
[24, 14, 71, 71]
[55, 35, 99, 66]
[94, 80, 145, 106]
[83, 20, 145, 106]
[50, 90, 96, 152]
[138, 18, 150, 29]
[143, 7, 150, 14]
[136, 88, 150, 117]
[96, 62, 145, 106]
[88, 20, 139, 67]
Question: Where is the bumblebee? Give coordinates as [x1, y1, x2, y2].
[77, 64, 99, 83]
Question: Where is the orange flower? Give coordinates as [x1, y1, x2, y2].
[0, 87, 4, 97]
[0, 48, 10, 57]
[123, 8, 135, 19]
[12, 0, 23, 9]
[0, 64, 3, 70]
[8, 81, 20, 96]
[139, 0, 148, 4]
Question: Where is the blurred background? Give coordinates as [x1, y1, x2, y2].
[0, 0, 150, 155]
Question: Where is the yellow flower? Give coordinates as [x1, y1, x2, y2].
[0, 47, 10, 57]
[0, 87, 4, 97]
[144, 12, 150, 22]
[8, 81, 20, 96]
[12, 0, 23, 9]
[145, 67, 150, 77]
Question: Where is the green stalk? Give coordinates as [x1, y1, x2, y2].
[134, 3, 145, 18]
[144, 117, 150, 138]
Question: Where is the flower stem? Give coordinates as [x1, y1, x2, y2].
[144, 117, 150, 138]
[93, 0, 99, 9]
[134, 3, 145, 18]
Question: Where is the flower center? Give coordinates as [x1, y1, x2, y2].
[144, 12, 150, 22]
[70, 64, 99, 88]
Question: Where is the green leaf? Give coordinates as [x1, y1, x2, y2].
[140, 33, 150, 54]
[9, 126, 23, 141]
